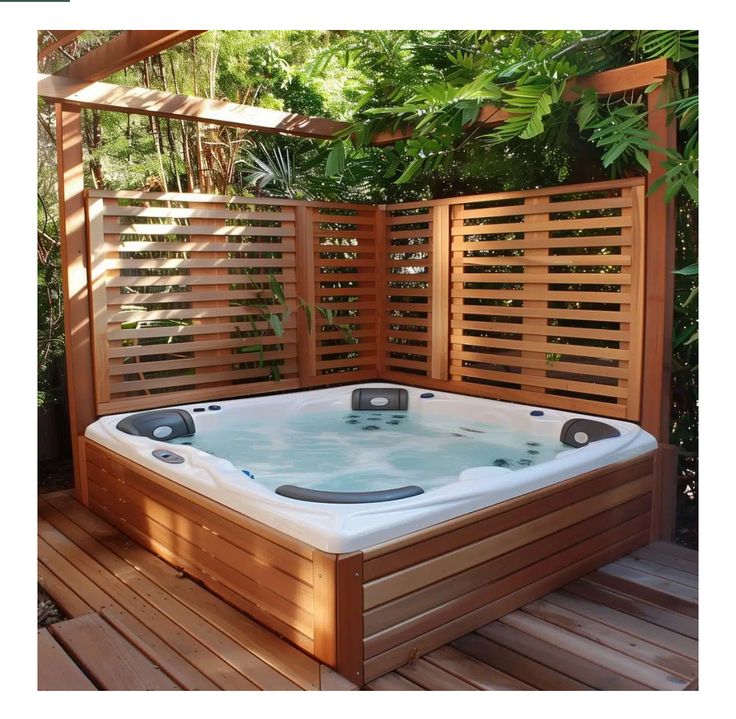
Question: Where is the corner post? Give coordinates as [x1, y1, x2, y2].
[55, 103, 95, 504]
[643, 63, 679, 539]
[295, 205, 317, 385]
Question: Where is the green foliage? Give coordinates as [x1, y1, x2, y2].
[639, 31, 698, 61]
[581, 104, 657, 172]
[491, 80, 564, 142]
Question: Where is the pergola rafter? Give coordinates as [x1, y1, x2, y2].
[55, 30, 205, 82]
[38, 31, 83, 61]
[38, 73, 349, 140]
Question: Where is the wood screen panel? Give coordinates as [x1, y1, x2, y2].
[308, 205, 379, 386]
[87, 191, 301, 414]
[380, 205, 434, 380]
[448, 179, 645, 420]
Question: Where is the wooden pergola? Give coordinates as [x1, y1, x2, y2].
[38, 30, 688, 684]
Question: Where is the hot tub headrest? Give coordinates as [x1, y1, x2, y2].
[352, 387, 408, 411]
[116, 409, 195, 441]
[560, 418, 620, 448]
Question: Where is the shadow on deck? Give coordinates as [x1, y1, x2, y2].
[38, 490, 697, 691]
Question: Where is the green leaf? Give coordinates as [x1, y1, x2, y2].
[301, 300, 313, 333]
[325, 141, 346, 177]
[681, 285, 698, 308]
[633, 149, 651, 172]
[269, 314, 284, 336]
[674, 262, 698, 276]
[268, 272, 285, 305]
[395, 157, 424, 184]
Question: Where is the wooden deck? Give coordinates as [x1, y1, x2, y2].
[38, 491, 697, 691]
[37, 490, 355, 690]
[366, 541, 698, 691]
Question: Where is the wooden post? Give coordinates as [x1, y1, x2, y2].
[295, 205, 316, 384]
[643, 66, 679, 539]
[312, 551, 337, 668]
[55, 104, 96, 504]
[642, 78, 677, 440]
[520, 195, 550, 395]
[335, 552, 364, 685]
[374, 206, 387, 377]
[430, 205, 450, 380]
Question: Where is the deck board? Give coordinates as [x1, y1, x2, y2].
[38, 628, 97, 691]
[48, 614, 181, 690]
[371, 541, 698, 691]
[38, 490, 697, 691]
[37, 491, 351, 691]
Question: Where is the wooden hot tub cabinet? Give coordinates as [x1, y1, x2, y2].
[82, 438, 656, 685]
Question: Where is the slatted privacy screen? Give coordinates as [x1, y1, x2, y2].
[85, 178, 646, 421]
[448, 178, 646, 419]
[308, 205, 379, 385]
[87, 191, 303, 414]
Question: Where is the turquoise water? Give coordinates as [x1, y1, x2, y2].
[170, 410, 566, 493]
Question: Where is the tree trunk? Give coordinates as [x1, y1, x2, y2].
[167, 51, 196, 191]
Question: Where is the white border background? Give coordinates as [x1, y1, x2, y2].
[1, 1, 727, 712]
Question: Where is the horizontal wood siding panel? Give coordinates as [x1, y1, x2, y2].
[363, 454, 654, 574]
[84, 440, 317, 655]
[360, 453, 654, 680]
[363, 494, 651, 638]
[363, 527, 650, 682]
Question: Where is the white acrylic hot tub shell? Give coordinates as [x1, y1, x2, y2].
[85, 383, 657, 553]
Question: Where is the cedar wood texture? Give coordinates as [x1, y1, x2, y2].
[83, 439, 655, 683]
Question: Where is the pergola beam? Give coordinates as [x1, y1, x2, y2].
[38, 31, 83, 61]
[40, 58, 670, 146]
[38, 73, 349, 139]
[56, 30, 205, 82]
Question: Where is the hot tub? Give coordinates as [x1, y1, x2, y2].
[85, 383, 655, 553]
[83, 383, 658, 682]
